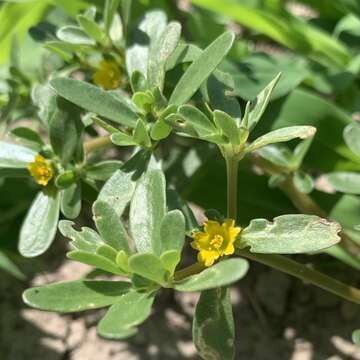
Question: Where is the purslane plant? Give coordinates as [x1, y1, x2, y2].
[0, 2, 360, 359]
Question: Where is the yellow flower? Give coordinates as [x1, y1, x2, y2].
[93, 59, 121, 90]
[27, 154, 53, 186]
[191, 219, 241, 267]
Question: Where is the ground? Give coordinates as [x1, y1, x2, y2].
[1, 240, 360, 360]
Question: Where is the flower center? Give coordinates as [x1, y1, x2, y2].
[209, 234, 224, 250]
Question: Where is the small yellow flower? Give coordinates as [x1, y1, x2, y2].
[191, 219, 241, 267]
[93, 59, 121, 90]
[27, 154, 53, 186]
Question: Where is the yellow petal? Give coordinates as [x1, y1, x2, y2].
[204, 220, 222, 238]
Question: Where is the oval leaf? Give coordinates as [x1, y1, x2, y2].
[343, 122, 360, 158]
[98, 291, 155, 339]
[169, 31, 235, 106]
[19, 190, 60, 257]
[93, 200, 130, 253]
[97, 168, 136, 216]
[50, 78, 138, 128]
[130, 169, 166, 254]
[147, 21, 181, 90]
[324, 172, 360, 195]
[0, 142, 36, 169]
[160, 210, 186, 254]
[246, 126, 316, 153]
[193, 287, 235, 360]
[239, 214, 341, 254]
[175, 258, 249, 292]
[128, 253, 168, 285]
[23, 280, 131, 312]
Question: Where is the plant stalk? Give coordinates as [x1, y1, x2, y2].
[236, 249, 360, 304]
[251, 154, 360, 260]
[225, 155, 239, 219]
[84, 136, 112, 155]
[174, 262, 204, 281]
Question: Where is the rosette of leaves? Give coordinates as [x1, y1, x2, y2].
[22, 167, 250, 340]
[48, 20, 238, 151]
[22, 166, 342, 358]
[0, 93, 122, 258]
[166, 69, 316, 166]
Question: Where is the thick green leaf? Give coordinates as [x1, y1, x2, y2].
[96, 244, 118, 262]
[147, 21, 181, 90]
[50, 78, 138, 128]
[150, 119, 172, 140]
[9, 127, 44, 150]
[213, 110, 239, 146]
[31, 83, 57, 124]
[111, 131, 137, 146]
[324, 172, 360, 194]
[169, 31, 235, 106]
[292, 138, 314, 169]
[59, 220, 102, 253]
[93, 200, 130, 253]
[19, 190, 60, 257]
[109, 13, 123, 48]
[246, 126, 316, 153]
[0, 251, 25, 280]
[165, 42, 202, 71]
[245, 73, 281, 131]
[258, 145, 293, 168]
[86, 160, 122, 181]
[178, 105, 216, 137]
[77, 15, 105, 43]
[56, 25, 95, 45]
[239, 214, 341, 254]
[0, 142, 36, 169]
[293, 171, 314, 194]
[126, 10, 167, 78]
[353, 329, 360, 346]
[49, 97, 83, 164]
[56, 171, 77, 189]
[193, 287, 235, 360]
[97, 168, 136, 216]
[133, 118, 151, 147]
[160, 250, 180, 275]
[23, 280, 131, 312]
[334, 14, 360, 37]
[343, 122, 360, 158]
[175, 259, 249, 292]
[206, 71, 241, 123]
[98, 291, 155, 339]
[104, 0, 120, 35]
[129, 253, 168, 285]
[160, 210, 185, 254]
[130, 169, 166, 254]
[44, 41, 92, 59]
[120, 0, 132, 32]
[268, 89, 358, 172]
[67, 251, 125, 275]
[61, 182, 81, 219]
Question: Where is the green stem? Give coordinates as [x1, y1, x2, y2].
[174, 262, 204, 281]
[225, 155, 239, 219]
[251, 154, 360, 260]
[84, 136, 112, 154]
[236, 249, 360, 304]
